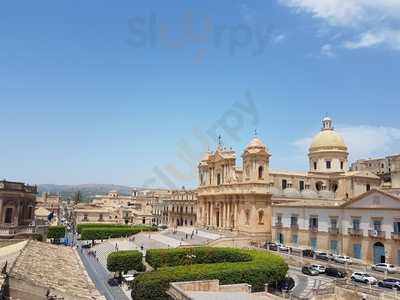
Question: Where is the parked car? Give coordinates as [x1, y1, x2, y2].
[311, 264, 326, 274]
[107, 278, 119, 286]
[372, 263, 397, 274]
[122, 274, 135, 283]
[315, 252, 330, 261]
[351, 272, 378, 285]
[265, 242, 278, 251]
[302, 249, 315, 258]
[302, 265, 319, 276]
[328, 253, 338, 261]
[278, 277, 295, 292]
[278, 244, 290, 252]
[334, 255, 352, 264]
[325, 267, 347, 278]
[378, 278, 400, 290]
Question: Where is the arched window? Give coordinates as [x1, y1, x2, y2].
[331, 182, 338, 192]
[258, 210, 264, 225]
[258, 166, 264, 179]
[316, 181, 323, 191]
[217, 173, 221, 185]
[366, 184, 371, 192]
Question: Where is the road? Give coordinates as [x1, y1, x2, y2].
[288, 266, 400, 298]
[288, 267, 334, 299]
[70, 231, 130, 300]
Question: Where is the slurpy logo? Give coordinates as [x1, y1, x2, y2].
[127, 12, 276, 62]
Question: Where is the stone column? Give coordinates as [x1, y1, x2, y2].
[234, 201, 238, 229]
[227, 201, 231, 228]
[210, 202, 214, 227]
[224, 201, 227, 228]
[220, 202, 224, 228]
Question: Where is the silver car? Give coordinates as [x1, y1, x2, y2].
[372, 263, 397, 274]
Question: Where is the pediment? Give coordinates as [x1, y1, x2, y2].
[342, 190, 400, 209]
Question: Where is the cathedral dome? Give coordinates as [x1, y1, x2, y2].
[309, 117, 347, 153]
[245, 137, 268, 153]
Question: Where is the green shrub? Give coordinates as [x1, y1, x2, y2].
[107, 250, 145, 273]
[47, 226, 65, 240]
[146, 247, 252, 269]
[77, 223, 154, 234]
[131, 247, 288, 300]
[80, 225, 156, 241]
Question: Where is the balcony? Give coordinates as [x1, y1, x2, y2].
[392, 232, 400, 240]
[0, 225, 46, 236]
[368, 230, 386, 239]
[273, 222, 283, 229]
[348, 228, 363, 236]
[290, 224, 299, 230]
[328, 227, 340, 235]
[309, 226, 319, 233]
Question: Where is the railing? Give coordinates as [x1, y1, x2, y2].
[328, 227, 340, 235]
[273, 223, 283, 228]
[0, 225, 45, 236]
[368, 230, 386, 239]
[309, 226, 318, 233]
[392, 232, 400, 240]
[290, 224, 299, 230]
[348, 228, 363, 236]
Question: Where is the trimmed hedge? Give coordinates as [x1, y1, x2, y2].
[107, 250, 145, 273]
[131, 247, 288, 300]
[77, 223, 154, 234]
[47, 226, 66, 240]
[80, 225, 156, 241]
[146, 247, 252, 269]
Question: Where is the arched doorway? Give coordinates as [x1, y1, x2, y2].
[373, 242, 385, 264]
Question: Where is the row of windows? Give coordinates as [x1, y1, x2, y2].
[313, 160, 344, 170]
[276, 214, 400, 232]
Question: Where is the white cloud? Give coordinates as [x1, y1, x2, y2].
[344, 29, 400, 50]
[293, 125, 400, 163]
[271, 34, 286, 44]
[321, 44, 334, 56]
[279, 0, 400, 51]
[280, 0, 400, 26]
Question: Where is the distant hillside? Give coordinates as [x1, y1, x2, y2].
[37, 184, 138, 202]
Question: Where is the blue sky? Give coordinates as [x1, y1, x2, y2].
[0, 0, 399, 188]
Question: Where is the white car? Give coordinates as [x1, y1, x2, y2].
[278, 244, 290, 252]
[372, 263, 397, 273]
[351, 272, 378, 285]
[334, 255, 352, 264]
[311, 264, 326, 274]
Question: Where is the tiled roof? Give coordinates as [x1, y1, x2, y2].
[10, 240, 104, 300]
